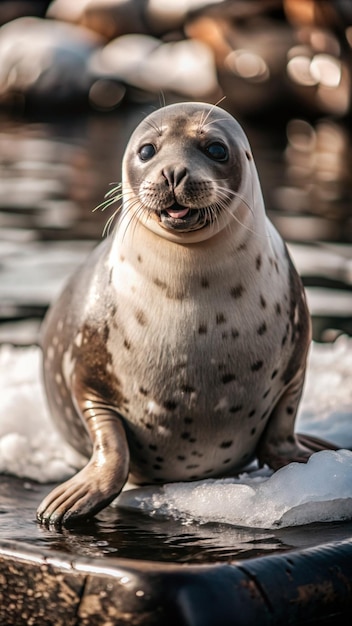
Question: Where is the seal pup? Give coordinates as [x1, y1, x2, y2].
[37, 102, 335, 526]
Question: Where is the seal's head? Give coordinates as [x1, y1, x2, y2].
[121, 102, 256, 244]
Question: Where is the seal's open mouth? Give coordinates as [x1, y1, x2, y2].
[165, 205, 190, 220]
[160, 203, 206, 232]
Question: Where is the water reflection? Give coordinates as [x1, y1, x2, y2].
[3, 477, 352, 564]
[0, 108, 145, 240]
[273, 117, 351, 232]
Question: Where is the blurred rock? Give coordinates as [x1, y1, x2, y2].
[0, 0, 349, 119]
[145, 0, 237, 36]
[47, 0, 232, 39]
[187, 13, 295, 115]
[286, 27, 351, 117]
[184, 1, 352, 119]
[0, 17, 103, 110]
[90, 34, 220, 100]
[47, 0, 149, 39]
[46, 0, 94, 24]
[0, 1, 51, 26]
[145, 0, 196, 35]
[283, 0, 352, 31]
[88, 78, 126, 111]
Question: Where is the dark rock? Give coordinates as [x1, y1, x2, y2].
[90, 33, 219, 100]
[0, 1, 51, 26]
[0, 17, 103, 110]
[47, 0, 149, 40]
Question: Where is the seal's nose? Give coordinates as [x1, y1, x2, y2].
[162, 165, 187, 189]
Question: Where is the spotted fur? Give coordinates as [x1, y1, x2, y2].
[37, 102, 332, 526]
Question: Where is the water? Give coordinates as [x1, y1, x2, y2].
[0, 103, 352, 564]
[2, 476, 352, 564]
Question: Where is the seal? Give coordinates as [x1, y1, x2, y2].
[37, 102, 336, 526]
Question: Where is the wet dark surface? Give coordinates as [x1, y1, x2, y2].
[2, 476, 352, 565]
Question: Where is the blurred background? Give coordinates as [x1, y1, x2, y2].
[0, 0, 351, 345]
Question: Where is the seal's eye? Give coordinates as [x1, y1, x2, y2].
[139, 144, 156, 161]
[205, 142, 228, 162]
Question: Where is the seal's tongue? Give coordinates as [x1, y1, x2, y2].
[166, 207, 189, 219]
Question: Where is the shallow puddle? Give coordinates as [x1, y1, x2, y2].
[2, 477, 352, 565]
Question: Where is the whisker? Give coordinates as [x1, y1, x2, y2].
[93, 195, 122, 214]
[212, 203, 222, 235]
[104, 183, 122, 198]
[144, 119, 163, 136]
[93, 181, 140, 239]
[213, 95, 227, 108]
[159, 91, 166, 109]
[93, 183, 124, 214]
[100, 193, 139, 237]
[118, 200, 143, 242]
[207, 205, 217, 236]
[102, 207, 121, 237]
[221, 202, 264, 238]
[200, 117, 230, 130]
[216, 186, 255, 217]
[198, 96, 227, 132]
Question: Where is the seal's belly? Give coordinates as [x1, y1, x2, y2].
[106, 288, 290, 483]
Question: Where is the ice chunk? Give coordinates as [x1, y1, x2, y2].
[117, 450, 352, 529]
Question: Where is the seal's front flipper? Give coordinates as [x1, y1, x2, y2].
[36, 455, 127, 527]
[296, 433, 339, 452]
[37, 396, 130, 527]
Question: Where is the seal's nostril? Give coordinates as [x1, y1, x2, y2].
[162, 166, 187, 188]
